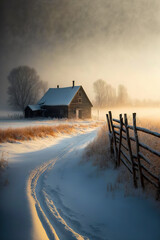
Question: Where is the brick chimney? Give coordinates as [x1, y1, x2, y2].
[72, 80, 75, 88]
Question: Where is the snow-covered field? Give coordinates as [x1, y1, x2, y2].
[0, 109, 101, 129]
[1, 106, 159, 129]
[0, 123, 160, 240]
[0, 118, 98, 129]
[92, 107, 160, 121]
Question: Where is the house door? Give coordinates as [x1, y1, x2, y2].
[79, 110, 82, 118]
[76, 109, 82, 119]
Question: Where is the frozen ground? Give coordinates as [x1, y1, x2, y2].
[0, 126, 160, 240]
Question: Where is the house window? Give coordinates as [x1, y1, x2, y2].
[78, 98, 82, 103]
[79, 92, 82, 97]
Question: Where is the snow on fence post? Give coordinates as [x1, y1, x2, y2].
[124, 114, 137, 188]
[117, 114, 123, 167]
[106, 113, 113, 154]
[109, 111, 118, 167]
[133, 113, 145, 189]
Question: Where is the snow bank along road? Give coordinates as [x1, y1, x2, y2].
[0, 128, 160, 240]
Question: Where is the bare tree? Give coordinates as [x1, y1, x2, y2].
[93, 79, 106, 108]
[7, 66, 48, 112]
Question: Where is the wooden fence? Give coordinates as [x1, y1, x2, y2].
[106, 111, 160, 199]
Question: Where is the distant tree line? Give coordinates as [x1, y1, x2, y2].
[93, 79, 130, 108]
[93, 79, 160, 108]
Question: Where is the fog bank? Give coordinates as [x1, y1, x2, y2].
[0, 0, 160, 109]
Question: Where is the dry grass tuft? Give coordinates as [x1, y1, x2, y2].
[84, 124, 114, 169]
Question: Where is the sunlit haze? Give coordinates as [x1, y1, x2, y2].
[0, 0, 160, 108]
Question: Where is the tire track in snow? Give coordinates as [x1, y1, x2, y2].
[27, 140, 90, 240]
[27, 159, 59, 240]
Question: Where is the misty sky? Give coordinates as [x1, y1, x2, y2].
[0, 0, 160, 109]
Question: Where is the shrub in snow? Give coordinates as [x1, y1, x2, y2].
[84, 124, 114, 169]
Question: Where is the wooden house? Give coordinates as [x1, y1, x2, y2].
[25, 81, 93, 119]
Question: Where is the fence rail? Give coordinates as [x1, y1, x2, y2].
[106, 111, 160, 199]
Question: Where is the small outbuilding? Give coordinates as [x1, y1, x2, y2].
[25, 81, 93, 119]
[25, 105, 42, 118]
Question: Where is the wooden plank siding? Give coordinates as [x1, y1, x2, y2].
[68, 86, 92, 119]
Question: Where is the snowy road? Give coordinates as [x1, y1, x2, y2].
[27, 130, 96, 240]
[1, 128, 160, 240]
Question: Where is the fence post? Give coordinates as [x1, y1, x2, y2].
[106, 113, 114, 154]
[109, 111, 118, 167]
[133, 113, 144, 189]
[117, 114, 123, 167]
[124, 114, 137, 188]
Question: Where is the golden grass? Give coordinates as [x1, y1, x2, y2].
[137, 117, 160, 131]
[0, 122, 102, 143]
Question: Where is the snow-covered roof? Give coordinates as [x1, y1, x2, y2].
[28, 105, 41, 111]
[37, 86, 81, 106]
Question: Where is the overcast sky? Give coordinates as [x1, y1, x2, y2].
[0, 0, 160, 109]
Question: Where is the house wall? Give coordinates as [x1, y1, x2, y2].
[42, 106, 68, 118]
[68, 87, 92, 119]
